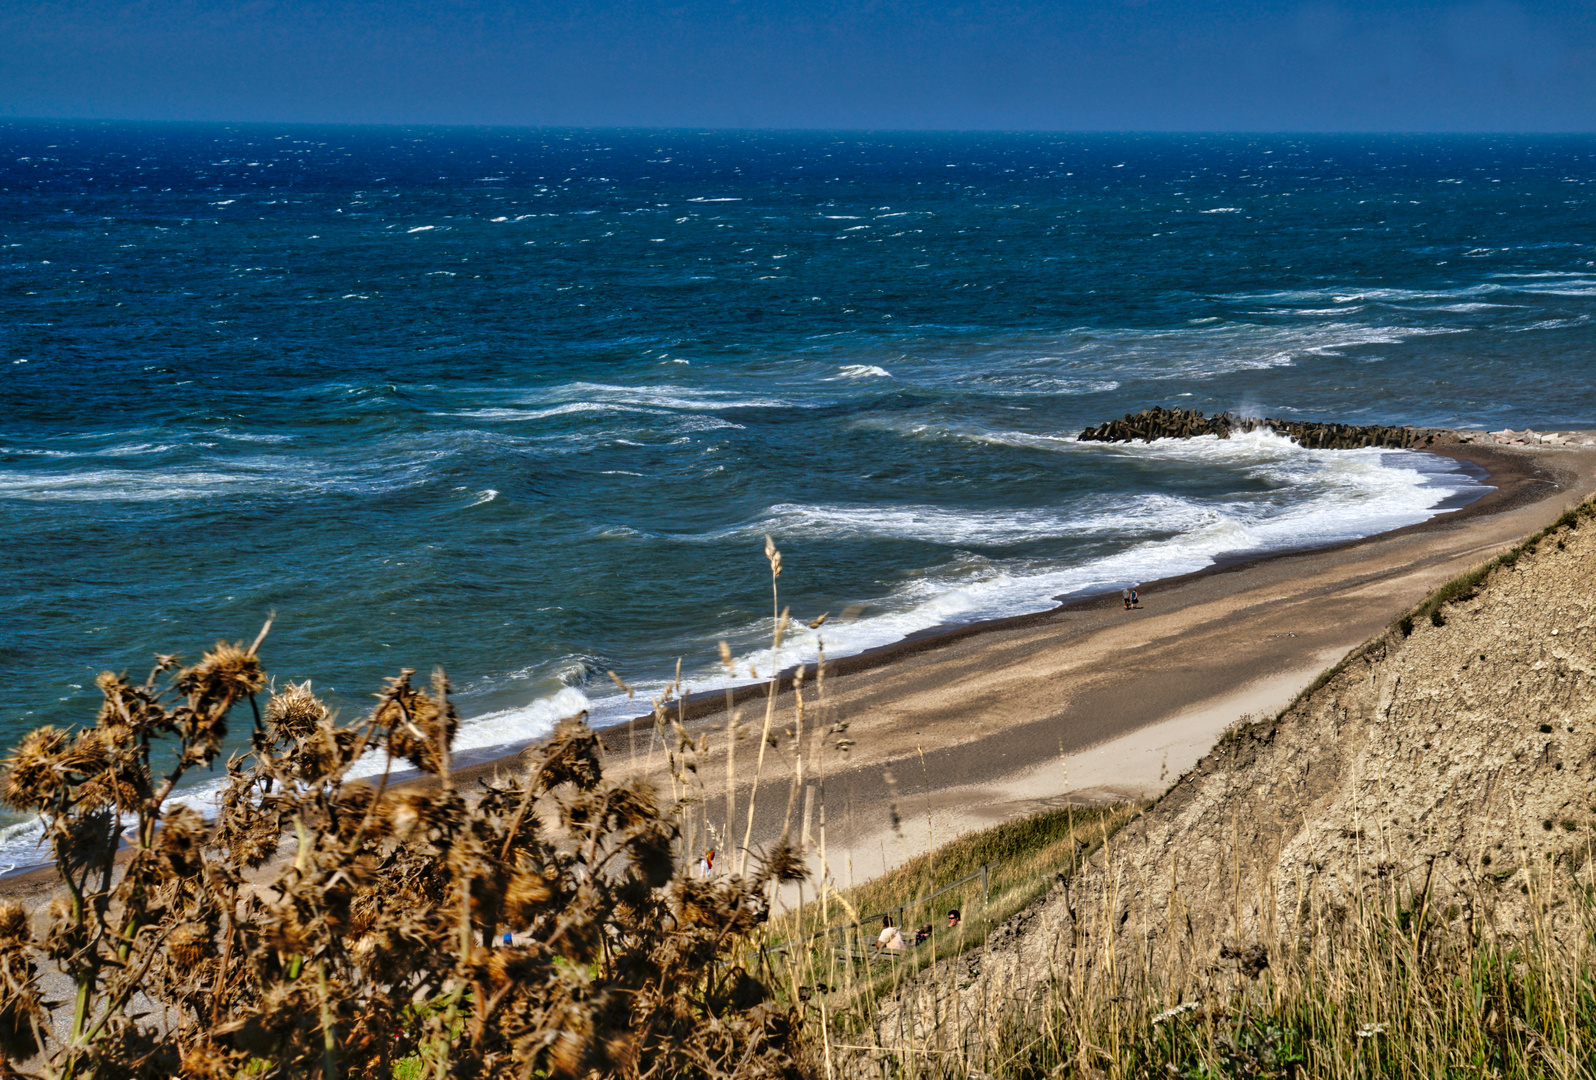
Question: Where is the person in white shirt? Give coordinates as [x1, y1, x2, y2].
[876, 916, 906, 952]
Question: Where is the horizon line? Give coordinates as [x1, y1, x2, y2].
[3, 116, 1595, 138]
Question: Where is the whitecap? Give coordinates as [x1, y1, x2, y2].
[0, 468, 253, 502]
[509, 382, 789, 413]
[1513, 317, 1590, 332]
[695, 439, 1489, 690]
[439, 687, 592, 757]
[828, 364, 891, 380]
[450, 403, 660, 422]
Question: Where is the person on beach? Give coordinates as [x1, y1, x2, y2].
[1122, 588, 1133, 610]
[699, 849, 715, 878]
[877, 917, 907, 952]
[1129, 587, 1140, 608]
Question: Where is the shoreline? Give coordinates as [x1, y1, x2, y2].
[0, 431, 1585, 899]
[447, 430, 1558, 771]
[449, 429, 1596, 889]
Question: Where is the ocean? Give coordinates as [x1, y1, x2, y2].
[1, 124, 1592, 864]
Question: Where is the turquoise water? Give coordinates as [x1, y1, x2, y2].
[1, 126, 1593, 859]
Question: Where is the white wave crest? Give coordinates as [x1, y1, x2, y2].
[0, 468, 253, 502]
[830, 364, 892, 380]
[514, 382, 788, 413]
[700, 443, 1488, 688]
[442, 687, 593, 758]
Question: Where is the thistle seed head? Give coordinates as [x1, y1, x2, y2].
[0, 726, 73, 811]
[534, 716, 602, 793]
[177, 640, 266, 705]
[265, 680, 329, 742]
[374, 670, 457, 774]
[0, 902, 29, 946]
[157, 805, 208, 878]
[167, 923, 214, 968]
[504, 862, 554, 924]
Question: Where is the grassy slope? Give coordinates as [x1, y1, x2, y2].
[761, 805, 1141, 1021]
[812, 496, 1596, 1079]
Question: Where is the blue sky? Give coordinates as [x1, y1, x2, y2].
[1, 0, 1591, 131]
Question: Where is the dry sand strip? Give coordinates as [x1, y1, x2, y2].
[554, 436, 1596, 890]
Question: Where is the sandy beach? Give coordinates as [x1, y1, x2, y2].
[4, 433, 1595, 913]
[463, 432, 1596, 890]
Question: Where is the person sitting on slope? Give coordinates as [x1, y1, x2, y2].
[876, 916, 907, 952]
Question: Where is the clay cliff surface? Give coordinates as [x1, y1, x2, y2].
[885, 497, 1596, 1046]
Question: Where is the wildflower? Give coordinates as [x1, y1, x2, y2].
[1152, 1001, 1201, 1025]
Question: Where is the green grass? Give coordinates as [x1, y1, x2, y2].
[767, 803, 1134, 950]
[805, 807, 1596, 1080]
[760, 803, 1141, 1042]
[968, 874, 1596, 1080]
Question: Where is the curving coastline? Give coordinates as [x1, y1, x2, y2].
[0, 430, 1586, 898]
[440, 430, 1596, 884]
[507, 430, 1561, 756]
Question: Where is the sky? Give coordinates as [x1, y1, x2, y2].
[1, 0, 1592, 131]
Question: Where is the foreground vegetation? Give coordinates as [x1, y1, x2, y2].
[840, 848, 1596, 1079]
[0, 639, 805, 1078]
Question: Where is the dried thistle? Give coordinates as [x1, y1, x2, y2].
[177, 639, 266, 705]
[535, 715, 602, 793]
[374, 668, 457, 774]
[0, 727, 73, 811]
[264, 679, 329, 742]
[0, 629, 804, 1080]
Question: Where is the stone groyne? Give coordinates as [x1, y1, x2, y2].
[1078, 406, 1428, 449]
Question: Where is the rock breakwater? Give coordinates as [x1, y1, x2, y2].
[1078, 406, 1428, 450]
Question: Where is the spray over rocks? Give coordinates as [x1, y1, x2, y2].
[1079, 406, 1432, 450]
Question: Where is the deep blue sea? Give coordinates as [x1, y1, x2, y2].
[1, 124, 1593, 862]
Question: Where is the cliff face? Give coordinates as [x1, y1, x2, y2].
[899, 498, 1596, 1038]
